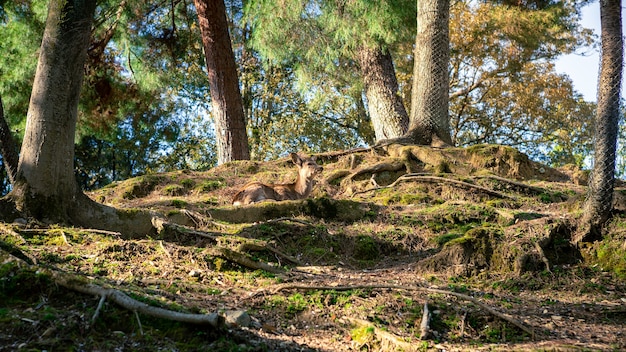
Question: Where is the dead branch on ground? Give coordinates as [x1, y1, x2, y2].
[419, 301, 431, 339]
[51, 271, 223, 327]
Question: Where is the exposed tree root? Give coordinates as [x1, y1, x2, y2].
[342, 160, 407, 184]
[352, 173, 514, 199]
[471, 175, 546, 195]
[257, 283, 534, 339]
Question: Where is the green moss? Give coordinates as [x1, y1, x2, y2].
[350, 325, 376, 345]
[432, 233, 463, 246]
[180, 178, 195, 188]
[197, 179, 224, 192]
[121, 175, 165, 199]
[353, 235, 380, 261]
[163, 184, 186, 196]
[170, 199, 187, 208]
[594, 242, 626, 279]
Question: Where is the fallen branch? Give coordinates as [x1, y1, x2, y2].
[52, 272, 223, 327]
[260, 283, 534, 339]
[353, 173, 513, 199]
[419, 301, 431, 340]
[207, 247, 285, 274]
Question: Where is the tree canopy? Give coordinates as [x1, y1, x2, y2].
[0, 0, 610, 193]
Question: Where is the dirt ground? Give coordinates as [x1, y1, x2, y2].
[1, 145, 625, 351]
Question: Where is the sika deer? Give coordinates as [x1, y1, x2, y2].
[232, 153, 323, 206]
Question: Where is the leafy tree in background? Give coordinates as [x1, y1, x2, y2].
[0, 0, 606, 192]
[392, 0, 596, 166]
[244, 0, 414, 142]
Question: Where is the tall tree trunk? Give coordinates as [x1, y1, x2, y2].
[0, 95, 19, 185]
[357, 46, 409, 141]
[578, 0, 623, 242]
[12, 0, 97, 221]
[194, 0, 250, 164]
[406, 0, 452, 145]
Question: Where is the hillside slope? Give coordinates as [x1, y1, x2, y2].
[1, 144, 625, 351]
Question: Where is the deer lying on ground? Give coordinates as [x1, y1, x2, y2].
[232, 152, 323, 206]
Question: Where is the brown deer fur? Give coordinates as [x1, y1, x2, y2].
[232, 153, 323, 206]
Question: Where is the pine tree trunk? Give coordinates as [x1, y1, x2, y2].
[407, 0, 452, 145]
[194, 0, 250, 164]
[357, 46, 409, 141]
[579, 0, 623, 242]
[12, 0, 97, 221]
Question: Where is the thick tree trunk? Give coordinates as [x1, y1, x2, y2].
[579, 0, 623, 242]
[12, 0, 97, 221]
[194, 0, 250, 164]
[407, 0, 452, 145]
[357, 46, 409, 142]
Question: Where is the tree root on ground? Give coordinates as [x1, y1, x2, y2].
[254, 283, 534, 339]
[352, 173, 514, 199]
[471, 175, 546, 195]
[341, 160, 407, 185]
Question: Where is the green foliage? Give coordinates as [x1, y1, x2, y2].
[0, 0, 602, 192]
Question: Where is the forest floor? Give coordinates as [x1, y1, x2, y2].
[1, 144, 626, 351]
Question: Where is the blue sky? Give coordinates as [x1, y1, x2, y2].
[554, 2, 625, 102]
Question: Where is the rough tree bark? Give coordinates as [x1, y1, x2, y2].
[406, 0, 452, 146]
[194, 0, 250, 164]
[11, 0, 97, 221]
[2, 0, 159, 237]
[357, 46, 409, 141]
[578, 0, 623, 242]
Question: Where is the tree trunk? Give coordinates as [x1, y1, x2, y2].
[357, 46, 409, 142]
[578, 0, 623, 242]
[11, 0, 97, 221]
[194, 0, 250, 164]
[406, 0, 452, 145]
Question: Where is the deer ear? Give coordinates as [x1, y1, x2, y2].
[311, 156, 317, 161]
[290, 152, 301, 165]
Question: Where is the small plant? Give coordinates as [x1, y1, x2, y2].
[286, 293, 308, 315]
[350, 325, 376, 345]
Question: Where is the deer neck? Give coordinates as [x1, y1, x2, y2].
[293, 173, 312, 196]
